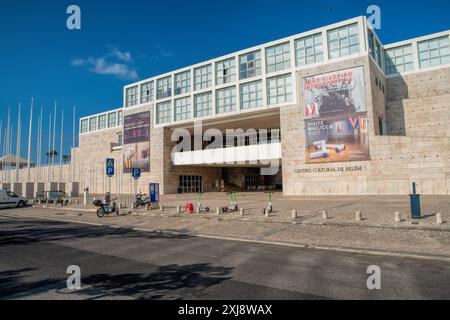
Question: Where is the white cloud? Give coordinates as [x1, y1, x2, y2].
[71, 47, 138, 80]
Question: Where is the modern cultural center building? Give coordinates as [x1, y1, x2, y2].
[2, 16, 450, 197]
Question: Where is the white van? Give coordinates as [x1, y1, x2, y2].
[0, 190, 28, 209]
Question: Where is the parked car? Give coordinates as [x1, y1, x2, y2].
[0, 189, 28, 209]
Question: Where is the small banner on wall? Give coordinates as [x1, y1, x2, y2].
[303, 67, 370, 164]
[123, 111, 150, 173]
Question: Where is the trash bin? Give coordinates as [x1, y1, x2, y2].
[104, 192, 111, 206]
[409, 182, 421, 219]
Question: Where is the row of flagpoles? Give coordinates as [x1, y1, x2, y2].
[0, 98, 77, 184]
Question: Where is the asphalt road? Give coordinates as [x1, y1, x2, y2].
[1, 211, 450, 300]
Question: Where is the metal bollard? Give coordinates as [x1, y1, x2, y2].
[436, 213, 443, 225]
[322, 210, 328, 220]
[240, 208, 245, 216]
[356, 211, 362, 222]
[395, 212, 401, 223]
[292, 210, 297, 219]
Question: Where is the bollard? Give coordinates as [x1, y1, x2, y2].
[160, 205, 164, 212]
[436, 213, 443, 225]
[176, 206, 181, 213]
[265, 209, 270, 218]
[356, 211, 362, 222]
[292, 210, 297, 219]
[196, 206, 200, 214]
[240, 208, 244, 216]
[322, 210, 328, 220]
[216, 207, 220, 215]
[395, 212, 401, 223]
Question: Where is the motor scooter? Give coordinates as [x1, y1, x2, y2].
[93, 198, 120, 218]
[133, 192, 150, 209]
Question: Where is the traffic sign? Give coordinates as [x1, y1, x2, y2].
[132, 168, 141, 179]
[106, 158, 115, 177]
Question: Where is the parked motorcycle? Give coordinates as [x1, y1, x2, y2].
[93, 198, 120, 218]
[133, 192, 150, 209]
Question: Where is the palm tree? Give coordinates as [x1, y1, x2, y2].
[62, 155, 71, 163]
[46, 150, 58, 164]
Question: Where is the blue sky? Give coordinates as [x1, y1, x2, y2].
[0, 0, 449, 162]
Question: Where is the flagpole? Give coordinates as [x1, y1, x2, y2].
[16, 103, 21, 183]
[36, 115, 40, 182]
[27, 98, 33, 181]
[59, 109, 64, 181]
[72, 106, 76, 182]
[38, 107, 43, 182]
[52, 102, 57, 182]
[47, 113, 52, 183]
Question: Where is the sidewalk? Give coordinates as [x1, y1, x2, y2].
[6, 196, 450, 261]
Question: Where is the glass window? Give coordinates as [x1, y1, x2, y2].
[266, 42, 291, 73]
[216, 86, 236, 114]
[126, 86, 139, 107]
[216, 58, 236, 85]
[157, 76, 172, 99]
[295, 33, 323, 66]
[80, 119, 88, 133]
[385, 44, 414, 75]
[327, 23, 360, 59]
[89, 117, 97, 132]
[418, 36, 450, 69]
[118, 110, 123, 126]
[368, 29, 375, 60]
[175, 70, 191, 95]
[267, 74, 293, 105]
[140, 81, 154, 104]
[194, 65, 212, 90]
[98, 114, 107, 130]
[194, 92, 213, 118]
[156, 101, 172, 124]
[240, 80, 263, 110]
[107, 112, 117, 128]
[239, 50, 262, 79]
[174, 97, 192, 122]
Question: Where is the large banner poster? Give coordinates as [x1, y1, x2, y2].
[123, 111, 150, 172]
[303, 67, 370, 164]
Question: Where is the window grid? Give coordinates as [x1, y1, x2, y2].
[174, 97, 192, 122]
[126, 86, 139, 107]
[108, 112, 117, 128]
[418, 36, 450, 69]
[266, 42, 291, 73]
[216, 86, 236, 114]
[175, 71, 191, 95]
[385, 45, 414, 75]
[98, 114, 107, 130]
[140, 81, 154, 104]
[80, 120, 88, 133]
[194, 65, 212, 90]
[179, 175, 203, 193]
[327, 23, 360, 59]
[157, 76, 172, 100]
[89, 117, 97, 132]
[216, 58, 236, 85]
[156, 101, 172, 124]
[239, 50, 262, 80]
[295, 33, 323, 66]
[240, 80, 263, 110]
[267, 74, 293, 105]
[194, 92, 213, 118]
[118, 111, 123, 126]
